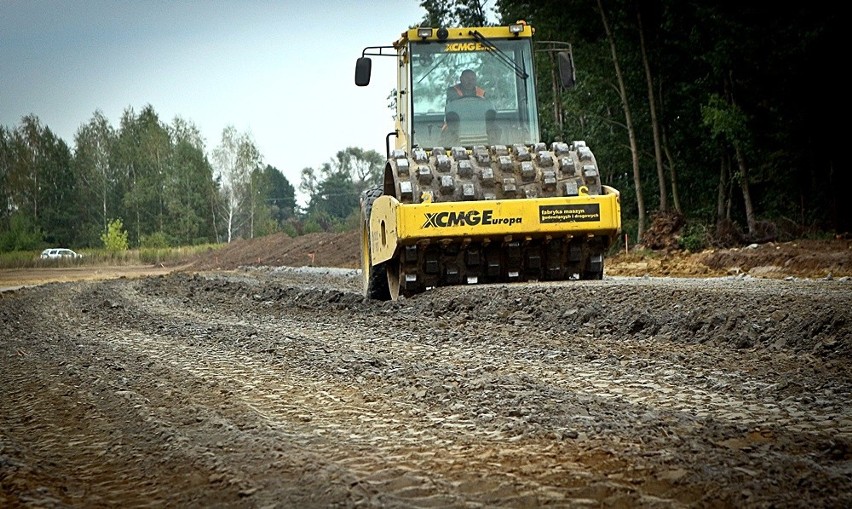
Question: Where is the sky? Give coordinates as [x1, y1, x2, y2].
[0, 0, 430, 204]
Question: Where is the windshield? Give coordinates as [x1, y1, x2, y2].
[409, 37, 539, 149]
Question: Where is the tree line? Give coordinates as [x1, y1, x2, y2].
[3, 2, 844, 252]
[0, 106, 385, 252]
[426, 0, 845, 245]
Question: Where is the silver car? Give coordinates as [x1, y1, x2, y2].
[40, 248, 82, 259]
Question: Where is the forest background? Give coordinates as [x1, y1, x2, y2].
[1, 1, 845, 255]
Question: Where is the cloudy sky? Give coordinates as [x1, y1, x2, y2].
[0, 0, 431, 201]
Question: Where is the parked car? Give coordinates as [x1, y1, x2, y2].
[40, 248, 83, 259]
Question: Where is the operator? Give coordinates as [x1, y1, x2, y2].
[442, 69, 501, 145]
[446, 69, 486, 103]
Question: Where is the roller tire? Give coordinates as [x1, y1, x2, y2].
[378, 142, 612, 296]
[360, 187, 391, 300]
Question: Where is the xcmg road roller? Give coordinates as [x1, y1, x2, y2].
[355, 22, 621, 300]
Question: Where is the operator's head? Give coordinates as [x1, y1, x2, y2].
[460, 69, 477, 92]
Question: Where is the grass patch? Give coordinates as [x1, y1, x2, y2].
[0, 244, 224, 270]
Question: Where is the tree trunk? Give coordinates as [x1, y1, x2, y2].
[549, 53, 562, 135]
[716, 154, 728, 222]
[722, 74, 756, 235]
[597, 0, 645, 241]
[733, 141, 757, 234]
[726, 168, 733, 220]
[227, 206, 234, 244]
[209, 181, 220, 244]
[661, 130, 682, 212]
[156, 148, 164, 233]
[637, 6, 667, 212]
[250, 177, 255, 239]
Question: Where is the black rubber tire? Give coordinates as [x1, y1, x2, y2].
[360, 187, 391, 300]
[581, 253, 605, 280]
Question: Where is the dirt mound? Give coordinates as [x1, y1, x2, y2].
[699, 239, 852, 278]
[184, 230, 361, 271]
[640, 210, 686, 250]
[607, 239, 852, 279]
[179, 229, 852, 280]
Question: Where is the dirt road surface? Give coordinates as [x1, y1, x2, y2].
[1, 233, 851, 508]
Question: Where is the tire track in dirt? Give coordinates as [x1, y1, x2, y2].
[85, 278, 852, 505]
[2, 271, 851, 508]
[81, 284, 659, 507]
[114, 276, 850, 436]
[1, 288, 252, 508]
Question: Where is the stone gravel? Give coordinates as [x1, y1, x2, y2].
[1, 268, 850, 508]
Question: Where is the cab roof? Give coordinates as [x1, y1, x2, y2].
[398, 22, 534, 46]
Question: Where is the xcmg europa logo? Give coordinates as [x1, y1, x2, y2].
[422, 210, 522, 228]
[444, 42, 495, 52]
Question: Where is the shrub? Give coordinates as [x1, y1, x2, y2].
[140, 231, 170, 249]
[679, 222, 710, 252]
[0, 213, 42, 252]
[101, 219, 129, 252]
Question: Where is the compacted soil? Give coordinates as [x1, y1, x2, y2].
[1, 232, 850, 508]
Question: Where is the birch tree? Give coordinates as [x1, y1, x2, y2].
[74, 110, 116, 238]
[212, 126, 262, 242]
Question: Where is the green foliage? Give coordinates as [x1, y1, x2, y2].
[678, 222, 710, 252]
[137, 243, 221, 264]
[0, 250, 44, 268]
[2, 2, 846, 250]
[0, 243, 224, 269]
[619, 218, 640, 251]
[101, 219, 129, 252]
[419, 0, 492, 27]
[262, 164, 297, 224]
[255, 218, 280, 237]
[91, 249, 134, 265]
[0, 213, 43, 252]
[340, 210, 361, 233]
[301, 217, 325, 235]
[300, 148, 383, 226]
[140, 231, 170, 249]
[334, 147, 384, 192]
[280, 222, 299, 238]
[492, 0, 847, 236]
[701, 94, 749, 144]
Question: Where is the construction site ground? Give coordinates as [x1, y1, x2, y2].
[1, 229, 850, 508]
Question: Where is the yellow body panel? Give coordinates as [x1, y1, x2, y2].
[370, 187, 621, 265]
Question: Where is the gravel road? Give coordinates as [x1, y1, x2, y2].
[1, 267, 850, 508]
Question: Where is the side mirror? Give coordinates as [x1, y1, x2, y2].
[355, 57, 372, 86]
[557, 51, 575, 89]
